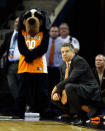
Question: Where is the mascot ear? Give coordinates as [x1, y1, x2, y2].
[41, 10, 50, 31]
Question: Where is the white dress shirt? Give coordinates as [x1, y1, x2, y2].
[58, 35, 80, 50]
[8, 30, 20, 61]
[46, 37, 64, 67]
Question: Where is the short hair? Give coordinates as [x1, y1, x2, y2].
[95, 54, 105, 61]
[61, 43, 74, 52]
[50, 25, 58, 29]
[59, 22, 69, 30]
[49, 26, 59, 31]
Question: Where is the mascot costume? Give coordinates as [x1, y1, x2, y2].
[17, 7, 51, 118]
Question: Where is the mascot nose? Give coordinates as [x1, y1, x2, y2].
[28, 18, 35, 25]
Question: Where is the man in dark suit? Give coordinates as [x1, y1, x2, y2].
[51, 43, 101, 124]
[0, 17, 20, 115]
[92, 54, 105, 116]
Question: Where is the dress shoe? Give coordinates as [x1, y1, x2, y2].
[71, 118, 85, 125]
[8, 112, 24, 119]
[59, 114, 73, 123]
[12, 115, 24, 119]
[61, 114, 70, 118]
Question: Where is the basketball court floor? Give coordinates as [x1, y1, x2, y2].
[0, 113, 104, 131]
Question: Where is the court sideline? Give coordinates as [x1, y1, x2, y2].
[0, 113, 104, 131]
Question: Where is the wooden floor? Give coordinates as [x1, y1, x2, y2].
[0, 117, 101, 131]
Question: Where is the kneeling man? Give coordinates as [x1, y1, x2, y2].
[51, 43, 101, 124]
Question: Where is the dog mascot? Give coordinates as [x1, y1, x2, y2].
[17, 8, 51, 118]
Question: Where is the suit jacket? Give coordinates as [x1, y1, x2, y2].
[92, 68, 105, 97]
[0, 31, 13, 72]
[57, 54, 101, 102]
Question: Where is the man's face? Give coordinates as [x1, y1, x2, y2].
[59, 24, 69, 37]
[49, 27, 59, 39]
[14, 17, 19, 31]
[95, 55, 105, 68]
[61, 46, 72, 62]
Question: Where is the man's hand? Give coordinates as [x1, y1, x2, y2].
[52, 93, 60, 101]
[51, 86, 59, 100]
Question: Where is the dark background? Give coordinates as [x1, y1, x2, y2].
[0, 0, 105, 114]
[0, 0, 105, 67]
[0, 0, 23, 28]
[53, 0, 105, 67]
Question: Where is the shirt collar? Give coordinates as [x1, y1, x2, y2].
[66, 61, 71, 67]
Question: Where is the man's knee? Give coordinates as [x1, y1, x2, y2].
[61, 90, 67, 105]
[65, 83, 75, 95]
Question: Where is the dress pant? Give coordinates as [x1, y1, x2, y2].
[52, 83, 102, 119]
[7, 62, 19, 100]
[7, 62, 20, 114]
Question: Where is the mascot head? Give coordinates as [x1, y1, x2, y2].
[18, 7, 50, 36]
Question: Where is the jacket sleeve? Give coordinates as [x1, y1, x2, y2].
[0, 33, 9, 59]
[56, 57, 88, 92]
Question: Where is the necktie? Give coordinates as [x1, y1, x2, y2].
[49, 39, 55, 65]
[65, 63, 70, 79]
